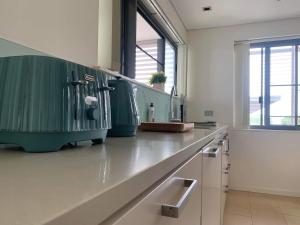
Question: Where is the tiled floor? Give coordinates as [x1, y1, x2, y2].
[223, 190, 300, 225]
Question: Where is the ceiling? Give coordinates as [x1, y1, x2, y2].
[170, 0, 300, 29]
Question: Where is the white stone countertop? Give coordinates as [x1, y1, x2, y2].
[0, 127, 226, 225]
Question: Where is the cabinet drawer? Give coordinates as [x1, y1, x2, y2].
[109, 152, 202, 225]
[202, 144, 222, 225]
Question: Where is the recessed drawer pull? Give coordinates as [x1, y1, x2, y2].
[218, 140, 225, 146]
[202, 146, 220, 158]
[161, 178, 198, 218]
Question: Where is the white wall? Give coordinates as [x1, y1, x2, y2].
[156, 0, 188, 95]
[187, 17, 300, 123]
[0, 0, 99, 66]
[98, 0, 113, 69]
[187, 17, 300, 196]
[156, 0, 187, 42]
[230, 129, 300, 196]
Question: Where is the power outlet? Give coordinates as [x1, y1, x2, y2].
[204, 110, 214, 117]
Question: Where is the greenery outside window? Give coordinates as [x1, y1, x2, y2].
[249, 39, 300, 130]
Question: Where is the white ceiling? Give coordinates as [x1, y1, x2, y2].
[170, 0, 300, 29]
[136, 13, 161, 42]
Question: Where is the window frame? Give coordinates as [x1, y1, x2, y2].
[121, 0, 178, 87]
[250, 39, 300, 130]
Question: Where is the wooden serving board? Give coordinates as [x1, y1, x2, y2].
[139, 122, 194, 133]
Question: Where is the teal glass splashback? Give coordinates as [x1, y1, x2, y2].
[135, 85, 179, 122]
[0, 38, 179, 125]
[0, 38, 47, 57]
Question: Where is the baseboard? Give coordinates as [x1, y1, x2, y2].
[230, 185, 300, 197]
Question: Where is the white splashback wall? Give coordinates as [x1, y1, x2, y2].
[0, 0, 99, 66]
[187, 17, 300, 196]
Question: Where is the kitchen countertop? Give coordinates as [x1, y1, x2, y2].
[0, 127, 227, 225]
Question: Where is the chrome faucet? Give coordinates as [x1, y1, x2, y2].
[169, 86, 180, 122]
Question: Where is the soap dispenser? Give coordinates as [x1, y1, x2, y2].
[148, 102, 155, 122]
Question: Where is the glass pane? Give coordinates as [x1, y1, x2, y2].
[135, 12, 162, 85]
[298, 46, 300, 125]
[299, 46, 300, 85]
[298, 85, 300, 124]
[270, 117, 295, 126]
[270, 46, 295, 85]
[165, 41, 176, 94]
[270, 86, 296, 125]
[249, 48, 263, 126]
[135, 48, 159, 84]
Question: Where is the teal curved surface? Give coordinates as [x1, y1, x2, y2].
[0, 55, 111, 152]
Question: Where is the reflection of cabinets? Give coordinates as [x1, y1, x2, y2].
[111, 151, 202, 225]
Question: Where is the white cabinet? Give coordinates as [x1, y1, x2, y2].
[110, 151, 202, 225]
[221, 134, 230, 224]
[100, 128, 230, 225]
[201, 142, 222, 225]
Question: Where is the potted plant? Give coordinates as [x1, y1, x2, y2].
[149, 72, 167, 91]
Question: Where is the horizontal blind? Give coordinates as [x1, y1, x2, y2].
[135, 40, 158, 85]
[165, 41, 175, 94]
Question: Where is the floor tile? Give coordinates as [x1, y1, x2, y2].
[250, 192, 279, 206]
[228, 190, 250, 198]
[284, 215, 300, 225]
[225, 203, 252, 217]
[251, 205, 286, 225]
[223, 213, 252, 225]
[224, 191, 300, 225]
[227, 193, 251, 207]
[252, 215, 287, 225]
[251, 202, 282, 216]
[281, 206, 300, 217]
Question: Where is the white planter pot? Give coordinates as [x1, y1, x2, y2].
[152, 83, 165, 91]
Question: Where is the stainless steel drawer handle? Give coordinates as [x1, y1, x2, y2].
[161, 178, 198, 218]
[202, 146, 220, 158]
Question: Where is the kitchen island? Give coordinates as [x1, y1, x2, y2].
[0, 127, 227, 225]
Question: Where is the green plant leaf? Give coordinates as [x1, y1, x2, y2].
[149, 72, 167, 84]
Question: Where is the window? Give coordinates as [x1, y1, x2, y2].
[135, 9, 177, 94]
[121, 0, 177, 94]
[249, 39, 300, 129]
[135, 12, 163, 85]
